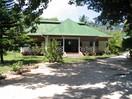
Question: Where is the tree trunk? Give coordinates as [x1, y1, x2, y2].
[0, 31, 4, 64]
[0, 46, 4, 64]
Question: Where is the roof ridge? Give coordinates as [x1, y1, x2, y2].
[43, 18, 80, 35]
[44, 18, 98, 36]
[29, 18, 111, 37]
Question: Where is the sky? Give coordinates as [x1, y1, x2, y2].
[41, 0, 100, 22]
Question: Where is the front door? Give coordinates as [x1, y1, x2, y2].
[65, 39, 78, 53]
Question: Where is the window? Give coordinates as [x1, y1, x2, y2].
[80, 42, 82, 46]
[95, 41, 99, 46]
[57, 39, 63, 46]
[90, 41, 99, 46]
[90, 42, 93, 46]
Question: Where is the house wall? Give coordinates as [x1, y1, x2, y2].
[97, 37, 108, 41]
[98, 41, 107, 51]
[29, 36, 108, 53]
[81, 41, 90, 47]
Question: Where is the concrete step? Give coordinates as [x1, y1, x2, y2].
[64, 52, 84, 58]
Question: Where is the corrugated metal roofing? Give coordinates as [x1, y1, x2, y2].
[28, 22, 58, 36]
[82, 26, 112, 37]
[28, 18, 111, 37]
[43, 19, 98, 37]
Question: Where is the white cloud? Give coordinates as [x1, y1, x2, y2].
[41, 0, 100, 22]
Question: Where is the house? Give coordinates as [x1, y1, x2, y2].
[24, 19, 111, 56]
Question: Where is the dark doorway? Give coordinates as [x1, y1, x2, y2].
[65, 39, 78, 53]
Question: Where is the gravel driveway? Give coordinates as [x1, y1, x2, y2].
[0, 54, 132, 99]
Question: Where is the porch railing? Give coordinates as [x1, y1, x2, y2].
[57, 46, 63, 53]
[57, 46, 99, 54]
[80, 46, 93, 53]
[80, 46, 99, 53]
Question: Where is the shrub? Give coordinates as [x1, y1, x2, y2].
[11, 61, 23, 72]
[31, 42, 45, 56]
[104, 47, 111, 55]
[40, 42, 45, 55]
[106, 32, 124, 54]
[31, 44, 42, 55]
[45, 39, 63, 62]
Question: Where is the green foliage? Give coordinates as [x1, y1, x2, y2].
[40, 42, 46, 55]
[4, 28, 33, 51]
[122, 37, 132, 50]
[122, 37, 132, 58]
[79, 15, 88, 24]
[69, 0, 131, 55]
[0, 66, 10, 74]
[45, 39, 63, 63]
[0, 0, 49, 63]
[105, 32, 124, 54]
[104, 47, 111, 55]
[31, 44, 42, 55]
[31, 42, 45, 55]
[11, 61, 23, 72]
[69, 0, 131, 25]
[122, 24, 132, 50]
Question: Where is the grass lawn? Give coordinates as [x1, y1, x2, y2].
[0, 51, 115, 74]
[0, 51, 44, 74]
[63, 54, 115, 63]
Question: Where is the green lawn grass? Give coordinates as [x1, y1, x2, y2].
[0, 66, 11, 74]
[63, 54, 115, 63]
[0, 52, 115, 73]
[0, 51, 44, 74]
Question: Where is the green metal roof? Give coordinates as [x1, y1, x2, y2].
[82, 26, 112, 37]
[28, 22, 58, 36]
[44, 19, 98, 36]
[28, 18, 111, 37]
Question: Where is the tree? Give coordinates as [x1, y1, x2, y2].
[0, 0, 49, 63]
[0, 0, 16, 63]
[69, 0, 132, 53]
[106, 32, 124, 54]
[45, 39, 63, 63]
[79, 15, 88, 24]
[5, 28, 34, 57]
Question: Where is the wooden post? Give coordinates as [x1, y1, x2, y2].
[63, 37, 65, 52]
[78, 37, 80, 52]
[45, 36, 48, 52]
[93, 41, 95, 52]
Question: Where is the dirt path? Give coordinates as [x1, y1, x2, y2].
[0, 55, 132, 99]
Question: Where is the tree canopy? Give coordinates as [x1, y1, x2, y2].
[79, 15, 88, 24]
[69, 0, 132, 51]
[69, 0, 131, 24]
[0, 0, 49, 63]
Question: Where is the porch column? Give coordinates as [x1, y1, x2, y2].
[93, 41, 95, 52]
[62, 37, 65, 53]
[45, 36, 48, 51]
[78, 37, 80, 52]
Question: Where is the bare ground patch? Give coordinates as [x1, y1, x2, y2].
[0, 55, 132, 99]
